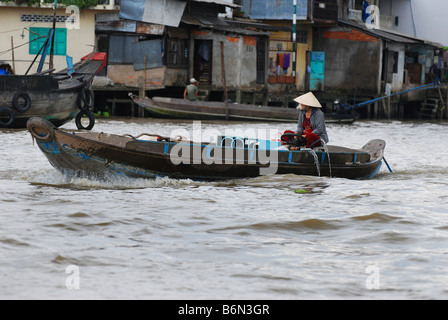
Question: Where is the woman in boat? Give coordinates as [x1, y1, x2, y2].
[292, 92, 329, 150]
[184, 78, 199, 101]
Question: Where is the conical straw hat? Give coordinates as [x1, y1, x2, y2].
[294, 92, 322, 109]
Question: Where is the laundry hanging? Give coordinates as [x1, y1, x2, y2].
[283, 53, 291, 73]
[275, 53, 291, 75]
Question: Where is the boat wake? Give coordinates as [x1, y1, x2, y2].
[11, 169, 200, 190]
[376, 165, 448, 181]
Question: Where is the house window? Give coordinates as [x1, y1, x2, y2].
[256, 37, 267, 84]
[29, 27, 67, 56]
[353, 0, 364, 10]
[189, 2, 219, 16]
[108, 35, 163, 69]
[166, 38, 189, 66]
[21, 14, 75, 24]
[313, 0, 338, 21]
[108, 35, 137, 64]
[296, 30, 308, 44]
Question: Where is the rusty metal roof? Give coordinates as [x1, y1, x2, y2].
[181, 13, 270, 36]
[339, 20, 422, 45]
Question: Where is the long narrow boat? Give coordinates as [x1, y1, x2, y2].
[0, 53, 106, 129]
[130, 94, 359, 124]
[27, 117, 387, 181]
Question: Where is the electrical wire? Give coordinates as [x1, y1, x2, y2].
[0, 36, 45, 57]
[0, 22, 37, 34]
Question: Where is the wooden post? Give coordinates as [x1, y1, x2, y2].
[143, 55, 147, 97]
[49, 1, 57, 71]
[445, 87, 448, 118]
[135, 55, 147, 118]
[220, 41, 229, 120]
[10, 36, 15, 73]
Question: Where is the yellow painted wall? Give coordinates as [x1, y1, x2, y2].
[296, 29, 313, 91]
[266, 21, 313, 91]
[0, 6, 101, 75]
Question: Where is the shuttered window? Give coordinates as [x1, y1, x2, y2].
[166, 38, 188, 66]
[29, 27, 67, 56]
[256, 38, 267, 84]
[108, 35, 163, 70]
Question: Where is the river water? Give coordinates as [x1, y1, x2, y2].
[0, 117, 447, 300]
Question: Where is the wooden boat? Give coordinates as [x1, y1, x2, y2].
[27, 117, 387, 181]
[0, 53, 106, 129]
[130, 94, 359, 124]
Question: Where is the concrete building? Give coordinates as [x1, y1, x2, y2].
[239, 0, 445, 119]
[376, 0, 448, 47]
[0, 0, 118, 75]
[93, 0, 273, 115]
[337, 0, 446, 119]
[239, 0, 338, 108]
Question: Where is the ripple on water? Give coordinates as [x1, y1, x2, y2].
[351, 213, 399, 223]
[1, 120, 448, 299]
[0, 238, 31, 247]
[210, 218, 344, 234]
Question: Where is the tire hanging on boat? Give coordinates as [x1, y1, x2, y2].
[75, 109, 95, 130]
[12, 92, 32, 113]
[77, 86, 94, 111]
[0, 106, 15, 127]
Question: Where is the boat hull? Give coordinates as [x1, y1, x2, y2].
[131, 95, 359, 124]
[0, 87, 82, 128]
[0, 56, 105, 129]
[27, 118, 385, 181]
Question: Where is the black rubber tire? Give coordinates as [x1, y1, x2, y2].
[12, 92, 32, 113]
[0, 106, 15, 127]
[75, 110, 95, 130]
[78, 86, 94, 111]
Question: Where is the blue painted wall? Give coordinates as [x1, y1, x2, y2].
[241, 0, 308, 20]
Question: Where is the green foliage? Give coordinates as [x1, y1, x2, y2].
[55, 0, 100, 9]
[2, 0, 101, 9]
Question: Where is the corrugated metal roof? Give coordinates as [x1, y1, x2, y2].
[192, 14, 229, 26]
[241, 0, 308, 20]
[119, 0, 186, 27]
[339, 20, 422, 44]
[182, 13, 230, 27]
[181, 13, 270, 36]
[224, 20, 292, 32]
[213, 24, 271, 36]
